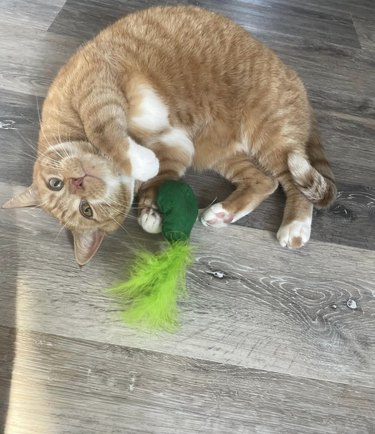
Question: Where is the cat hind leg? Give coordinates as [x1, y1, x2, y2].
[276, 173, 313, 249]
[201, 155, 277, 228]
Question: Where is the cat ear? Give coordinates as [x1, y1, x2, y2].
[2, 185, 40, 209]
[128, 138, 159, 182]
[72, 229, 105, 266]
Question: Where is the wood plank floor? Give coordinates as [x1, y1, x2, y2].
[1, 0, 374, 433]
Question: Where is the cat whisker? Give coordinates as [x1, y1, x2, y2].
[97, 202, 147, 250]
[103, 196, 132, 208]
[15, 131, 40, 160]
[15, 129, 60, 165]
[15, 129, 37, 150]
[54, 219, 70, 241]
[13, 151, 37, 162]
[35, 96, 54, 149]
[96, 202, 132, 233]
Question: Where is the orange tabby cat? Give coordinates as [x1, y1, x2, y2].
[3, 5, 336, 265]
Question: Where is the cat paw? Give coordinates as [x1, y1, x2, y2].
[138, 208, 162, 234]
[128, 138, 159, 182]
[201, 203, 234, 228]
[277, 218, 311, 249]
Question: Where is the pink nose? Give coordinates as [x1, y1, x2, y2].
[72, 176, 85, 188]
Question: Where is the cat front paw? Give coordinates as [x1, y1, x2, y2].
[277, 218, 311, 249]
[138, 207, 162, 234]
[128, 138, 159, 182]
[201, 203, 234, 228]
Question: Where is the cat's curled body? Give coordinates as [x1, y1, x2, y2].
[3, 6, 336, 265]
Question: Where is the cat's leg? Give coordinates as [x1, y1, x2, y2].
[201, 155, 278, 227]
[137, 143, 192, 233]
[79, 87, 159, 182]
[277, 174, 313, 249]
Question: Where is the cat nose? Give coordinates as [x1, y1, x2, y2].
[72, 176, 85, 188]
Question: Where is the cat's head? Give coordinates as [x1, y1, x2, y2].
[3, 139, 159, 265]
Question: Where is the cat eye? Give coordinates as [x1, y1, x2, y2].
[79, 200, 93, 219]
[48, 178, 64, 191]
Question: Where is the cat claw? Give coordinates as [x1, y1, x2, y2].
[138, 208, 162, 234]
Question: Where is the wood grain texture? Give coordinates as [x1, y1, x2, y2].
[249, 0, 375, 22]
[0, 0, 66, 31]
[0, 89, 41, 186]
[1, 183, 375, 390]
[353, 16, 375, 52]
[0, 23, 81, 97]
[1, 326, 374, 434]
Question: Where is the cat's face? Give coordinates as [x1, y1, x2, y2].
[3, 141, 134, 265]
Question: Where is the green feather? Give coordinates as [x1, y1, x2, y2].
[109, 181, 198, 331]
[109, 242, 193, 331]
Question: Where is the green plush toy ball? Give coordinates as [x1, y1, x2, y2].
[109, 180, 198, 331]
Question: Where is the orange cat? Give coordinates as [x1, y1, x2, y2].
[3, 5, 336, 265]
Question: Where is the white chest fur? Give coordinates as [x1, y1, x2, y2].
[129, 85, 194, 158]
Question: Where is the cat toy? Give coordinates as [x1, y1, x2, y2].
[109, 180, 198, 331]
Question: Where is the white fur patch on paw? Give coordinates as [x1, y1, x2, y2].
[201, 203, 234, 228]
[277, 218, 312, 249]
[128, 138, 159, 182]
[138, 208, 162, 234]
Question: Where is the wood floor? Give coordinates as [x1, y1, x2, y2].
[0, 1, 374, 433]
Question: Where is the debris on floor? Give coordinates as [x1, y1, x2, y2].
[346, 298, 357, 310]
[207, 271, 226, 279]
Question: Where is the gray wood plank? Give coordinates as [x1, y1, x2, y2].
[1, 326, 374, 434]
[0, 0, 66, 31]
[0, 90, 40, 186]
[353, 16, 375, 52]
[246, 0, 375, 23]
[1, 182, 375, 389]
[0, 23, 81, 97]
[49, 0, 361, 49]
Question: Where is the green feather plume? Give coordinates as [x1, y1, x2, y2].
[109, 242, 193, 331]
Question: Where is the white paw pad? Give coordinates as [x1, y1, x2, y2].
[201, 203, 234, 228]
[277, 218, 311, 249]
[138, 208, 162, 234]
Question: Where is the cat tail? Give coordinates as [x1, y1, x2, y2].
[288, 128, 336, 208]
